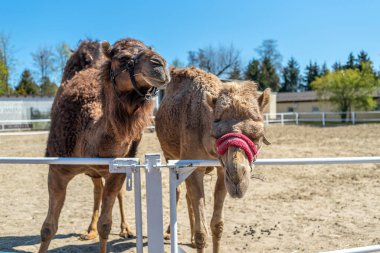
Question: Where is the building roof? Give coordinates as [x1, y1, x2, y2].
[277, 88, 380, 103]
[277, 91, 319, 102]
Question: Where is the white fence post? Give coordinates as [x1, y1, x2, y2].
[351, 111, 356, 125]
[265, 114, 269, 125]
[295, 113, 299, 125]
[322, 112, 326, 126]
[145, 153, 164, 253]
[134, 166, 144, 253]
[281, 113, 284, 125]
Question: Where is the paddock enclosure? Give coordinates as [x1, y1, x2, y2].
[0, 125, 379, 252]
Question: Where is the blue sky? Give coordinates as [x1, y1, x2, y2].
[1, 0, 380, 86]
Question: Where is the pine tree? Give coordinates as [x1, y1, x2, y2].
[228, 64, 241, 80]
[332, 62, 343, 71]
[320, 62, 329, 76]
[15, 69, 38, 95]
[245, 59, 260, 82]
[40, 76, 58, 96]
[304, 62, 320, 91]
[344, 52, 356, 69]
[356, 51, 374, 73]
[280, 57, 301, 92]
[260, 57, 280, 91]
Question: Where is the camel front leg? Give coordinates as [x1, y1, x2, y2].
[118, 187, 136, 238]
[80, 177, 103, 240]
[38, 166, 75, 253]
[186, 191, 196, 247]
[185, 167, 208, 253]
[98, 173, 126, 253]
[210, 167, 227, 253]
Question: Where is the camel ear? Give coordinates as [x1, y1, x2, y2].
[204, 92, 217, 110]
[258, 88, 270, 112]
[101, 41, 112, 58]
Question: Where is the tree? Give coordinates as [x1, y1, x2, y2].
[245, 59, 260, 81]
[15, 69, 39, 95]
[320, 62, 329, 76]
[188, 44, 241, 78]
[0, 58, 8, 95]
[228, 63, 241, 80]
[245, 57, 280, 91]
[259, 57, 280, 91]
[55, 42, 71, 81]
[304, 61, 320, 91]
[280, 57, 301, 92]
[40, 76, 58, 96]
[0, 33, 14, 95]
[171, 57, 185, 68]
[255, 39, 282, 72]
[32, 46, 55, 81]
[332, 61, 343, 71]
[344, 52, 356, 69]
[311, 63, 379, 121]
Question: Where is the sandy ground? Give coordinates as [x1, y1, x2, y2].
[0, 124, 379, 253]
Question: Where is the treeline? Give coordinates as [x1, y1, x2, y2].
[0, 33, 71, 96]
[181, 39, 379, 92]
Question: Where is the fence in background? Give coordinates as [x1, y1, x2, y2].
[264, 111, 380, 126]
[1, 155, 380, 253]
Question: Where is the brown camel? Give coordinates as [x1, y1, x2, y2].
[39, 38, 170, 253]
[60, 40, 135, 240]
[156, 67, 270, 253]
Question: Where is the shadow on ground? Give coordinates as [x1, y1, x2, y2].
[0, 234, 145, 253]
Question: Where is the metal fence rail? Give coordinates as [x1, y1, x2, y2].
[1, 155, 380, 253]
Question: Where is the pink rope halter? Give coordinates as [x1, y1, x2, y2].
[216, 133, 258, 163]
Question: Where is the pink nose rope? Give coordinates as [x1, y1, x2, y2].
[216, 133, 258, 163]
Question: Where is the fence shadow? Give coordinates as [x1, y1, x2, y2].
[0, 233, 145, 253]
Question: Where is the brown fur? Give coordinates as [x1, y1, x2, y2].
[61, 40, 105, 82]
[156, 67, 270, 252]
[39, 38, 170, 253]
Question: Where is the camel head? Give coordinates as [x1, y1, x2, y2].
[205, 82, 270, 198]
[102, 38, 170, 100]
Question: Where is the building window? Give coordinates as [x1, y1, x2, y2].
[312, 106, 320, 112]
[288, 107, 294, 112]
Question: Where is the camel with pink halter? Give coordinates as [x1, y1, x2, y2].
[156, 67, 270, 253]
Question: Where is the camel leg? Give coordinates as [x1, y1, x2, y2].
[186, 191, 196, 247]
[210, 167, 227, 253]
[38, 166, 75, 253]
[98, 173, 126, 253]
[185, 167, 208, 253]
[80, 177, 103, 240]
[164, 185, 181, 240]
[118, 187, 136, 238]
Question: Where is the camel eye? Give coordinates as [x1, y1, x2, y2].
[150, 58, 163, 66]
[214, 119, 221, 123]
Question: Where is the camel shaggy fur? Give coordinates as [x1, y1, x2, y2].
[39, 38, 170, 253]
[60, 40, 135, 241]
[156, 67, 270, 253]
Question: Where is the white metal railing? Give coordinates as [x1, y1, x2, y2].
[1, 155, 380, 253]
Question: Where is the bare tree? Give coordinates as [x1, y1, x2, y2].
[55, 42, 71, 81]
[188, 44, 241, 78]
[255, 39, 282, 71]
[32, 46, 55, 82]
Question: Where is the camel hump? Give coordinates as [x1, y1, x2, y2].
[62, 40, 104, 82]
[170, 67, 220, 83]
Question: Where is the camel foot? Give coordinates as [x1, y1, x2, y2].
[79, 230, 98, 240]
[164, 232, 171, 240]
[119, 228, 136, 239]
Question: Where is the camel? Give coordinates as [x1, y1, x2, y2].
[39, 38, 170, 253]
[155, 67, 270, 253]
[60, 40, 135, 240]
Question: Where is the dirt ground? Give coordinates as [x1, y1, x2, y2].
[0, 124, 379, 253]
